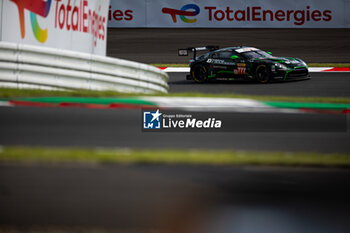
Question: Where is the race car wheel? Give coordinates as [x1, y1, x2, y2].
[255, 65, 270, 83]
[192, 65, 208, 83]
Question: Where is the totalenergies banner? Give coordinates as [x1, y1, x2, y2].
[0, 0, 109, 56]
[108, 0, 350, 28]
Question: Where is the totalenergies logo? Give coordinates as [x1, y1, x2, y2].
[11, 0, 52, 43]
[162, 4, 200, 23]
[10, 0, 106, 47]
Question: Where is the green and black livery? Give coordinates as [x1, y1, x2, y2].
[178, 46, 310, 83]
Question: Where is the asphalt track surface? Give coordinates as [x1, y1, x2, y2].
[2, 72, 349, 152]
[1, 164, 350, 233]
[168, 72, 350, 97]
[107, 28, 350, 63]
[0, 106, 349, 153]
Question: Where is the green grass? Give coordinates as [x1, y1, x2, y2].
[0, 88, 142, 98]
[0, 146, 350, 167]
[1, 88, 350, 104]
[152, 63, 190, 67]
[151, 63, 350, 68]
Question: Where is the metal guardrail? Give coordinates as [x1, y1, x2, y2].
[0, 42, 169, 93]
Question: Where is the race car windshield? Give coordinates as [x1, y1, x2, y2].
[241, 50, 272, 59]
[197, 53, 209, 60]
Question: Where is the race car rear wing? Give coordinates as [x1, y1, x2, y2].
[178, 45, 219, 60]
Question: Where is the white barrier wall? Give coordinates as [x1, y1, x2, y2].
[0, 0, 109, 56]
[108, 0, 350, 28]
[0, 42, 169, 93]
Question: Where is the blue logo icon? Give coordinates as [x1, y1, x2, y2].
[143, 109, 162, 129]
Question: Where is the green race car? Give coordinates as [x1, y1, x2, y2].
[178, 46, 310, 83]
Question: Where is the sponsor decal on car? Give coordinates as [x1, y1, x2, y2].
[213, 65, 228, 69]
[207, 59, 235, 66]
[234, 67, 246, 75]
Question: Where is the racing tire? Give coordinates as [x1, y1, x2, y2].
[255, 65, 270, 84]
[192, 64, 208, 83]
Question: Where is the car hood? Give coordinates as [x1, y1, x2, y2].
[254, 57, 306, 67]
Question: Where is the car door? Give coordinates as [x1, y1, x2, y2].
[209, 51, 246, 79]
[209, 51, 233, 78]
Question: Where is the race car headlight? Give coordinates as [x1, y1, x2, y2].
[300, 60, 308, 68]
[274, 63, 288, 70]
[295, 58, 308, 68]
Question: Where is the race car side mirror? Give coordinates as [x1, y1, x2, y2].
[267, 51, 272, 55]
[231, 55, 239, 60]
